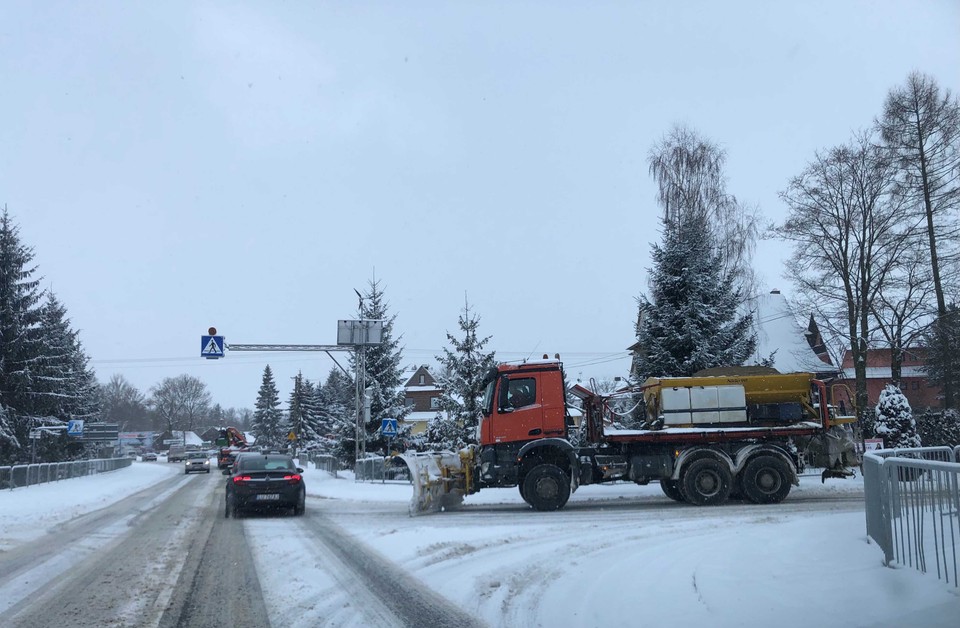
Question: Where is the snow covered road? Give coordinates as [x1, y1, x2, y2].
[1, 462, 958, 627]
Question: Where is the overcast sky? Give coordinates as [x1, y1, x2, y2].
[2, 2, 958, 411]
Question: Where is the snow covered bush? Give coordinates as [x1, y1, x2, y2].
[874, 383, 921, 449]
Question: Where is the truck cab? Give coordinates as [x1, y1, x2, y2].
[479, 360, 568, 446]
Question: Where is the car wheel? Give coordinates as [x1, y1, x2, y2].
[224, 493, 232, 518]
[293, 490, 305, 516]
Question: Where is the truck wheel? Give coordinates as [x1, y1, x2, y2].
[660, 479, 685, 502]
[518, 481, 531, 506]
[522, 464, 570, 511]
[742, 455, 791, 504]
[681, 458, 732, 506]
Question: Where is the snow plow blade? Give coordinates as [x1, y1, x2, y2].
[394, 451, 468, 515]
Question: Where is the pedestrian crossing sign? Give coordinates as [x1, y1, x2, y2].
[201, 335, 225, 358]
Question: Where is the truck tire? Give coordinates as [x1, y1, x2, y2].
[660, 479, 685, 502]
[522, 464, 570, 511]
[742, 455, 791, 504]
[681, 458, 732, 506]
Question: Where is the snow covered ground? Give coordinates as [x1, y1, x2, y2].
[1, 461, 957, 627]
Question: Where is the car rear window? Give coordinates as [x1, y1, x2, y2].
[239, 457, 295, 472]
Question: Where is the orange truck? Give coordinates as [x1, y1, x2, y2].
[401, 359, 858, 513]
[216, 427, 249, 469]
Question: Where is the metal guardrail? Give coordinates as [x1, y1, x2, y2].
[863, 446, 959, 589]
[354, 455, 411, 483]
[0, 457, 134, 489]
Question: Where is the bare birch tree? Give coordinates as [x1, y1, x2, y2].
[778, 132, 911, 419]
[648, 124, 760, 296]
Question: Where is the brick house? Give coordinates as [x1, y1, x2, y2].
[841, 348, 942, 410]
[402, 365, 445, 436]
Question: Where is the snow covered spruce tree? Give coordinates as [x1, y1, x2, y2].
[31, 292, 101, 460]
[633, 209, 755, 379]
[315, 366, 356, 467]
[251, 365, 285, 448]
[0, 210, 98, 463]
[288, 371, 325, 451]
[429, 298, 497, 450]
[875, 383, 921, 449]
[353, 278, 409, 458]
[0, 210, 45, 463]
[35, 293, 100, 422]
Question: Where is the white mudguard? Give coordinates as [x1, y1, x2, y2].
[395, 451, 466, 515]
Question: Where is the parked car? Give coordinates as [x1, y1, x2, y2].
[141, 452, 158, 461]
[184, 451, 211, 474]
[223, 454, 305, 518]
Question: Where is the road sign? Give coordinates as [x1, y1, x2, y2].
[67, 420, 84, 437]
[29, 429, 41, 439]
[287, 431, 297, 441]
[381, 418, 398, 438]
[201, 335, 225, 358]
[79, 423, 119, 441]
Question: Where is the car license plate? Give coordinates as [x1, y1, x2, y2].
[256, 494, 280, 501]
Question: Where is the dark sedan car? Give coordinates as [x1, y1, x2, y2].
[223, 454, 305, 518]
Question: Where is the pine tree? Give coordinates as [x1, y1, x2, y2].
[433, 298, 496, 448]
[288, 371, 325, 449]
[34, 292, 100, 423]
[354, 278, 409, 457]
[0, 209, 45, 464]
[924, 304, 960, 405]
[315, 366, 355, 466]
[633, 213, 755, 379]
[875, 383, 921, 449]
[29, 293, 100, 462]
[916, 409, 960, 448]
[251, 365, 284, 448]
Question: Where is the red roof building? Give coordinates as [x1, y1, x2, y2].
[840, 348, 942, 410]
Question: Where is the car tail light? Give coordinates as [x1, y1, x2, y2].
[232, 475, 252, 483]
[283, 474, 302, 483]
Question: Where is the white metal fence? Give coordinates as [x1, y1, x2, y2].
[354, 455, 411, 482]
[863, 445, 960, 589]
[0, 457, 134, 489]
[303, 452, 340, 477]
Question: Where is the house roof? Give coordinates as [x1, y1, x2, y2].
[746, 291, 835, 373]
[404, 365, 439, 388]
